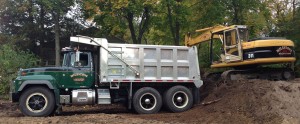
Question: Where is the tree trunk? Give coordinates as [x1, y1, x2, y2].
[174, 19, 180, 46]
[126, 11, 138, 44]
[232, 0, 239, 24]
[292, 0, 296, 19]
[40, 5, 45, 44]
[167, 0, 181, 46]
[167, 0, 177, 45]
[28, 0, 35, 51]
[39, 4, 45, 66]
[137, 7, 150, 44]
[53, 12, 60, 66]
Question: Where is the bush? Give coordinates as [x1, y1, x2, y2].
[0, 44, 39, 94]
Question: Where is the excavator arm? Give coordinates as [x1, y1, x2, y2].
[185, 25, 229, 47]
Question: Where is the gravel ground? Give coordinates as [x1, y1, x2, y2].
[1, 78, 300, 124]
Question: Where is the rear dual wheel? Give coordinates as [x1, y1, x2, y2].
[164, 86, 193, 112]
[132, 86, 193, 114]
[133, 87, 162, 114]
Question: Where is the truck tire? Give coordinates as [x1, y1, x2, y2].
[19, 87, 55, 117]
[163, 85, 193, 112]
[133, 87, 162, 114]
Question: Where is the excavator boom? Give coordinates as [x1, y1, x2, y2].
[185, 25, 226, 46]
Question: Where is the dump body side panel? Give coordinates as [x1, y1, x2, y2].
[99, 43, 201, 84]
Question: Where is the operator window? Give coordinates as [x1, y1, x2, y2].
[225, 30, 238, 46]
[225, 31, 232, 46]
[238, 28, 248, 42]
[79, 53, 88, 66]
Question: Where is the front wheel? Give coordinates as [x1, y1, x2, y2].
[19, 87, 55, 117]
[164, 85, 193, 112]
[133, 87, 162, 114]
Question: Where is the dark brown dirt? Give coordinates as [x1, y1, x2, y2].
[1, 78, 300, 124]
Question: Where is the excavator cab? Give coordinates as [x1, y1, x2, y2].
[213, 25, 247, 63]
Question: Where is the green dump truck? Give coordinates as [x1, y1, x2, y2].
[10, 36, 203, 117]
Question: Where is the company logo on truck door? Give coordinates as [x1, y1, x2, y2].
[70, 73, 88, 82]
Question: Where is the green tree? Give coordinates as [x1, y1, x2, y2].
[38, 0, 75, 66]
[192, 0, 226, 28]
[0, 0, 80, 66]
[145, 0, 192, 45]
[0, 42, 39, 94]
[0, 0, 37, 49]
[165, 0, 189, 45]
[84, 0, 157, 44]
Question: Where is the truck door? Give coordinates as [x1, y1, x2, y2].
[62, 52, 94, 88]
[223, 29, 243, 62]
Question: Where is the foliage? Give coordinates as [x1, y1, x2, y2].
[83, 0, 158, 44]
[0, 0, 82, 66]
[1, 0, 300, 77]
[79, 0, 300, 76]
[192, 0, 226, 27]
[0, 41, 39, 94]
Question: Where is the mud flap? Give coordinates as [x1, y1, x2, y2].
[193, 87, 200, 104]
[128, 82, 133, 110]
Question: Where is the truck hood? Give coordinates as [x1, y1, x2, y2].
[19, 67, 67, 76]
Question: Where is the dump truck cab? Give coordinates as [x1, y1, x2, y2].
[60, 47, 95, 88]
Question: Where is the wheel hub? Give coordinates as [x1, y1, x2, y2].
[172, 91, 189, 108]
[139, 93, 157, 111]
[145, 98, 151, 104]
[26, 93, 48, 113]
[34, 100, 40, 104]
[176, 97, 183, 102]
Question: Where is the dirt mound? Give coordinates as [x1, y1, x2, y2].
[202, 78, 300, 123]
[1, 79, 300, 123]
[133, 78, 300, 123]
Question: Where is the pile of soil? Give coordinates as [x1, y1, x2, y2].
[1, 78, 300, 123]
[132, 78, 300, 124]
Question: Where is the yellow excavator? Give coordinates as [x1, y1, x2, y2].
[185, 25, 296, 81]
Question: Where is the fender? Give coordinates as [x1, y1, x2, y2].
[18, 80, 54, 91]
[193, 80, 203, 88]
[17, 80, 61, 106]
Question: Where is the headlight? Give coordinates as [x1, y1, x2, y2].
[18, 68, 28, 76]
[21, 71, 27, 76]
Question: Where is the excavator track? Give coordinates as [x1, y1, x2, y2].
[221, 68, 295, 82]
